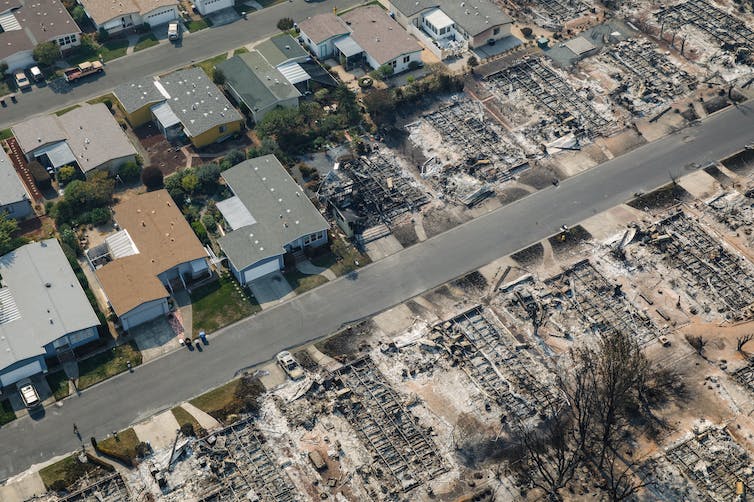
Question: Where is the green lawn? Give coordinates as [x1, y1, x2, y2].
[96, 428, 141, 466]
[0, 128, 13, 141]
[172, 406, 202, 434]
[234, 47, 250, 55]
[54, 104, 81, 116]
[0, 79, 11, 96]
[194, 53, 227, 80]
[190, 275, 260, 336]
[39, 455, 101, 491]
[77, 342, 142, 390]
[134, 34, 159, 52]
[46, 371, 71, 401]
[189, 379, 239, 419]
[310, 238, 371, 277]
[283, 269, 329, 294]
[186, 19, 210, 33]
[0, 399, 15, 426]
[189, 376, 264, 422]
[99, 39, 129, 62]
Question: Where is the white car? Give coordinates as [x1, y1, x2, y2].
[276, 351, 304, 380]
[15, 72, 30, 90]
[17, 379, 40, 409]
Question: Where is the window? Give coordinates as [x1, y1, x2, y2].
[440, 27, 446, 35]
[493, 27, 500, 35]
[219, 125, 227, 133]
[403, 55, 410, 63]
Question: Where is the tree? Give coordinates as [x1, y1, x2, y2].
[33, 41, 61, 66]
[213, 68, 225, 85]
[97, 27, 109, 43]
[363, 88, 396, 126]
[277, 17, 294, 31]
[221, 149, 246, 170]
[377, 64, 394, 79]
[117, 162, 141, 182]
[333, 85, 360, 126]
[257, 106, 301, 139]
[181, 173, 199, 193]
[602, 449, 653, 501]
[194, 163, 221, 193]
[0, 62, 8, 75]
[737, 334, 754, 353]
[71, 5, 87, 25]
[521, 26, 534, 38]
[685, 334, 707, 358]
[141, 166, 164, 190]
[0, 212, 21, 256]
[467, 55, 479, 68]
[57, 165, 78, 185]
[27, 160, 51, 189]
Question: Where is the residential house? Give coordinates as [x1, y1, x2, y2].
[255, 34, 317, 91]
[300, 6, 423, 74]
[192, 0, 233, 16]
[0, 239, 100, 387]
[387, 0, 513, 51]
[11, 103, 138, 176]
[114, 67, 244, 149]
[93, 190, 210, 331]
[77, 0, 178, 34]
[0, 147, 32, 220]
[217, 155, 329, 285]
[0, 0, 81, 73]
[217, 51, 301, 123]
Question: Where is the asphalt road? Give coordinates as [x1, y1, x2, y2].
[0, 0, 362, 130]
[1, 101, 753, 481]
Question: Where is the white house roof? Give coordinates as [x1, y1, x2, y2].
[150, 101, 181, 129]
[277, 61, 310, 85]
[334, 36, 364, 58]
[216, 196, 256, 230]
[0, 148, 28, 208]
[424, 8, 454, 30]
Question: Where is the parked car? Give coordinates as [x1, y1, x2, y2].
[29, 66, 43, 82]
[276, 351, 304, 380]
[15, 72, 31, 90]
[168, 22, 180, 42]
[17, 379, 41, 409]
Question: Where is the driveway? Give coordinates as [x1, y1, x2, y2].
[248, 272, 295, 309]
[0, 101, 752, 482]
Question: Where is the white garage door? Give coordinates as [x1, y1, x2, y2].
[122, 300, 168, 331]
[144, 8, 177, 27]
[0, 360, 43, 387]
[242, 258, 281, 284]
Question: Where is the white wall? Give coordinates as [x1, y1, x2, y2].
[365, 49, 422, 74]
[300, 33, 342, 60]
[142, 6, 179, 27]
[194, 0, 234, 15]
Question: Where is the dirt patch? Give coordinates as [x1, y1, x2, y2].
[423, 208, 463, 238]
[391, 223, 419, 247]
[627, 183, 692, 211]
[511, 242, 544, 267]
[315, 320, 375, 362]
[452, 271, 489, 295]
[702, 96, 731, 115]
[548, 224, 592, 257]
[134, 123, 187, 175]
[517, 164, 559, 190]
[497, 187, 531, 206]
[722, 149, 754, 176]
[293, 349, 318, 371]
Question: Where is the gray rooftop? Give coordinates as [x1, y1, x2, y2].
[0, 147, 28, 207]
[114, 68, 243, 138]
[0, 239, 100, 371]
[217, 52, 301, 114]
[256, 34, 309, 67]
[0, 0, 80, 61]
[390, 0, 512, 36]
[218, 155, 328, 271]
[11, 104, 138, 173]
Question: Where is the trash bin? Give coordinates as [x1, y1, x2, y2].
[199, 331, 207, 344]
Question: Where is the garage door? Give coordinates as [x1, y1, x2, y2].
[0, 360, 43, 387]
[122, 300, 168, 331]
[144, 8, 177, 27]
[243, 257, 281, 284]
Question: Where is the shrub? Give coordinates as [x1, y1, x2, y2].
[33, 41, 61, 66]
[220, 149, 246, 170]
[408, 60, 421, 70]
[28, 160, 51, 188]
[314, 88, 329, 103]
[87, 207, 111, 226]
[195, 163, 221, 193]
[521, 27, 533, 38]
[201, 213, 216, 233]
[213, 68, 225, 85]
[117, 161, 141, 182]
[181, 173, 199, 193]
[141, 166, 163, 189]
[97, 27, 109, 43]
[467, 55, 479, 67]
[191, 221, 209, 245]
[357, 76, 373, 89]
[277, 17, 294, 31]
[377, 64, 394, 79]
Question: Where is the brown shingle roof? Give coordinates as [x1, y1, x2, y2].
[298, 12, 349, 45]
[0, 0, 80, 61]
[95, 190, 207, 316]
[341, 6, 421, 66]
[78, 0, 177, 25]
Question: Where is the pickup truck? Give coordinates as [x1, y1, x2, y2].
[63, 60, 104, 82]
[15, 72, 31, 90]
[168, 22, 180, 42]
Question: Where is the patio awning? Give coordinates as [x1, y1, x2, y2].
[33, 141, 76, 169]
[334, 36, 363, 58]
[105, 229, 139, 260]
[277, 61, 310, 85]
[217, 196, 256, 231]
[150, 101, 181, 130]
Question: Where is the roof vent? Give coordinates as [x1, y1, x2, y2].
[45, 282, 51, 288]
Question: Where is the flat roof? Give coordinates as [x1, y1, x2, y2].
[334, 36, 364, 58]
[256, 34, 309, 67]
[564, 36, 597, 55]
[390, 0, 512, 37]
[0, 0, 80, 61]
[78, 0, 177, 25]
[218, 52, 301, 113]
[95, 190, 207, 315]
[218, 155, 328, 271]
[0, 147, 28, 208]
[424, 8, 454, 30]
[298, 12, 349, 45]
[12, 104, 137, 173]
[0, 239, 100, 371]
[341, 6, 422, 65]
